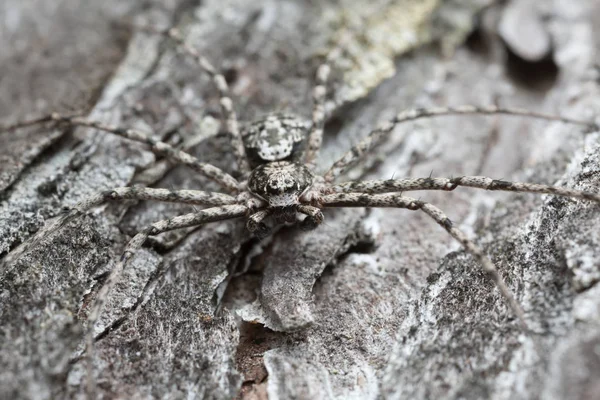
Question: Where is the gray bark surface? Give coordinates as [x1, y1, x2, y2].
[1, 1, 599, 399]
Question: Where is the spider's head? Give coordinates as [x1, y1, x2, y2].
[247, 161, 313, 209]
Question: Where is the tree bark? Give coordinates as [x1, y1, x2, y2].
[1, 1, 600, 399]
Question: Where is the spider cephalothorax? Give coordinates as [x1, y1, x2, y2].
[245, 161, 319, 232]
[247, 161, 313, 207]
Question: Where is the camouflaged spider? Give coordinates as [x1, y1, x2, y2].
[2, 25, 600, 396]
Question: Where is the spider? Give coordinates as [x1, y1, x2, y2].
[1, 25, 599, 396]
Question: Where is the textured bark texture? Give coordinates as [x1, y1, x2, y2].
[1, 1, 600, 399]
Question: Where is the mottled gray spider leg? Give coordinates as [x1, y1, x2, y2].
[331, 176, 600, 203]
[246, 209, 273, 239]
[132, 158, 176, 186]
[320, 192, 529, 331]
[0, 188, 237, 269]
[97, 187, 238, 205]
[132, 120, 217, 186]
[305, 27, 354, 170]
[141, 26, 250, 175]
[323, 105, 598, 183]
[0, 114, 241, 192]
[0, 110, 85, 131]
[305, 63, 331, 170]
[131, 124, 188, 186]
[85, 204, 248, 397]
[297, 204, 324, 230]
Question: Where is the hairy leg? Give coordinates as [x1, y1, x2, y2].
[131, 122, 204, 186]
[0, 113, 240, 192]
[305, 27, 358, 170]
[138, 26, 250, 175]
[297, 204, 324, 230]
[246, 209, 272, 239]
[305, 63, 331, 170]
[320, 192, 529, 331]
[0, 187, 238, 269]
[85, 204, 248, 397]
[330, 176, 600, 203]
[323, 105, 597, 182]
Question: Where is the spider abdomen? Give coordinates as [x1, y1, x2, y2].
[243, 113, 310, 168]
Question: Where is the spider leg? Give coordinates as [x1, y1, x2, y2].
[305, 63, 331, 170]
[0, 114, 240, 192]
[131, 125, 195, 186]
[331, 176, 600, 203]
[320, 192, 529, 332]
[0, 110, 85, 132]
[132, 157, 176, 186]
[138, 26, 250, 176]
[305, 28, 354, 170]
[246, 209, 273, 239]
[84, 204, 248, 397]
[297, 204, 324, 230]
[323, 105, 598, 182]
[0, 188, 238, 269]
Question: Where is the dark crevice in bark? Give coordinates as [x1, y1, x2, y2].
[503, 43, 559, 92]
